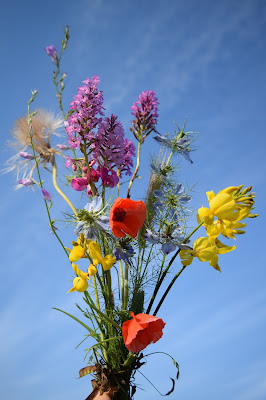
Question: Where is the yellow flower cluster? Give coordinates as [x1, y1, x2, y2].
[180, 185, 257, 271]
[66, 234, 116, 293]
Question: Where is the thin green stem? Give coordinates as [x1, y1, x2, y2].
[119, 260, 125, 309]
[93, 275, 108, 360]
[124, 261, 129, 307]
[27, 96, 69, 259]
[147, 221, 204, 314]
[83, 139, 97, 196]
[127, 127, 143, 198]
[154, 265, 186, 315]
[165, 150, 173, 166]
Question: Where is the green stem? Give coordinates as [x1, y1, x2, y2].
[89, 302, 122, 331]
[119, 260, 125, 309]
[154, 265, 186, 315]
[127, 127, 143, 198]
[27, 98, 69, 259]
[83, 139, 97, 196]
[147, 221, 204, 314]
[116, 169, 121, 197]
[124, 261, 129, 307]
[93, 275, 108, 360]
[165, 150, 173, 166]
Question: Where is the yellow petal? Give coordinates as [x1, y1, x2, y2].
[69, 245, 85, 262]
[209, 193, 236, 220]
[88, 264, 97, 276]
[179, 250, 194, 266]
[68, 276, 80, 293]
[101, 255, 116, 271]
[89, 241, 103, 265]
[206, 223, 222, 244]
[193, 237, 211, 251]
[209, 254, 221, 272]
[72, 263, 88, 280]
[218, 186, 242, 195]
[75, 277, 89, 292]
[198, 207, 214, 225]
[206, 191, 215, 202]
[215, 239, 236, 254]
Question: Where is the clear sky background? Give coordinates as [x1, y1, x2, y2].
[1, 0, 266, 399]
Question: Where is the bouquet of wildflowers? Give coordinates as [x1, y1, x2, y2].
[6, 27, 258, 400]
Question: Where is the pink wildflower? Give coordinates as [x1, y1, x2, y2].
[66, 76, 104, 149]
[130, 90, 159, 138]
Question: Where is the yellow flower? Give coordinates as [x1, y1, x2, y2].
[68, 263, 89, 293]
[179, 237, 216, 266]
[198, 192, 236, 225]
[68, 245, 85, 262]
[66, 234, 91, 262]
[208, 239, 236, 271]
[207, 220, 246, 243]
[179, 237, 235, 272]
[89, 241, 116, 271]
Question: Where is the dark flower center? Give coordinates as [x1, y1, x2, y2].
[113, 207, 126, 222]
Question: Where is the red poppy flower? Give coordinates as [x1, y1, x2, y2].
[122, 312, 166, 353]
[109, 198, 146, 238]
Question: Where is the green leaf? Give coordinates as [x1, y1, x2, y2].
[53, 308, 100, 340]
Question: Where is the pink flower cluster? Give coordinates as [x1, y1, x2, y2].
[71, 165, 119, 195]
[91, 115, 135, 176]
[131, 90, 159, 136]
[65, 76, 104, 149]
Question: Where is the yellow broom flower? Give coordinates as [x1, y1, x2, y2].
[89, 241, 116, 271]
[68, 264, 89, 293]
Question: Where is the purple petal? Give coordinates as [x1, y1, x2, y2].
[41, 188, 52, 201]
[17, 178, 34, 186]
[153, 190, 164, 199]
[162, 241, 177, 255]
[179, 195, 192, 204]
[95, 216, 110, 231]
[181, 150, 193, 164]
[19, 152, 34, 160]
[175, 183, 184, 195]
[57, 144, 69, 150]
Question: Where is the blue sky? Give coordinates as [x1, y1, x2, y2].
[1, 0, 266, 399]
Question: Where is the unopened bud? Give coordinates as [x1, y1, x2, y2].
[241, 186, 252, 195]
[248, 213, 259, 218]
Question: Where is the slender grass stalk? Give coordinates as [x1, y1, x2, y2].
[147, 221, 204, 314]
[52, 162, 77, 216]
[82, 139, 97, 196]
[154, 265, 186, 315]
[89, 302, 122, 331]
[119, 260, 125, 309]
[27, 93, 69, 259]
[124, 261, 129, 307]
[93, 275, 108, 360]
[127, 127, 143, 198]
[116, 169, 121, 197]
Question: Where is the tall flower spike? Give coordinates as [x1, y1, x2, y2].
[91, 115, 135, 176]
[130, 90, 159, 139]
[65, 76, 104, 149]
